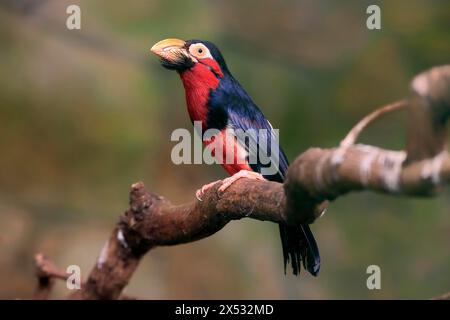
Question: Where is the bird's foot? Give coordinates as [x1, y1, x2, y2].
[195, 180, 222, 201]
[218, 170, 265, 193]
[195, 170, 265, 201]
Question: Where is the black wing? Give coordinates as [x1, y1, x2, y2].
[226, 107, 289, 183]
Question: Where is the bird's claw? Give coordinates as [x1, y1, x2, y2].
[195, 190, 204, 202]
[195, 171, 265, 201]
[195, 180, 222, 202]
[218, 170, 265, 193]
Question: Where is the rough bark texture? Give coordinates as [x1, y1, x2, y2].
[33, 65, 450, 300]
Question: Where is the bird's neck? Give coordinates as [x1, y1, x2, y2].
[179, 64, 220, 127]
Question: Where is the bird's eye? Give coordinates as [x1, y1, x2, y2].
[189, 43, 210, 59]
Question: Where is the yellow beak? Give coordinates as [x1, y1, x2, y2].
[150, 38, 187, 61]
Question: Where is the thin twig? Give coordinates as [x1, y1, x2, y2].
[340, 100, 406, 148]
[33, 253, 136, 300]
[33, 253, 68, 299]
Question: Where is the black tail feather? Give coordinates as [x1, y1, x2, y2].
[278, 223, 320, 276]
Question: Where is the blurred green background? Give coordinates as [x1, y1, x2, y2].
[0, 0, 449, 299]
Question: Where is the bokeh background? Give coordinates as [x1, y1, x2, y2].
[0, 0, 449, 299]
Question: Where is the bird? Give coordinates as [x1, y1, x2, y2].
[150, 38, 320, 276]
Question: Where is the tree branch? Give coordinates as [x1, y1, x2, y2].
[69, 179, 289, 299]
[284, 65, 450, 224]
[33, 65, 450, 299]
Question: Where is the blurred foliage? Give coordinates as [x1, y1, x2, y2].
[0, 0, 449, 299]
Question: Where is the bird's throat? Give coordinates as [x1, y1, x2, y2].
[179, 64, 220, 127]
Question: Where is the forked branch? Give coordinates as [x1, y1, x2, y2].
[34, 65, 450, 299]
